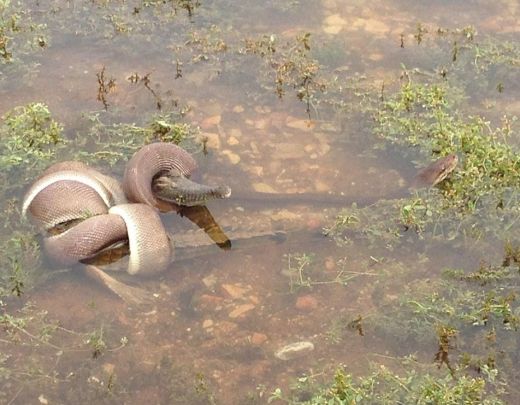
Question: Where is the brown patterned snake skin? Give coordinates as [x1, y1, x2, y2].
[22, 143, 230, 279]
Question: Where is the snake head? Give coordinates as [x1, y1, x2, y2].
[153, 174, 231, 206]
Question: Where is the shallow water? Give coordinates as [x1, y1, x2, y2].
[1, 0, 519, 403]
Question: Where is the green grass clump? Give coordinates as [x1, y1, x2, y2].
[0, 102, 64, 182]
[73, 110, 200, 167]
[269, 361, 505, 404]
[376, 80, 520, 212]
[0, 1, 47, 72]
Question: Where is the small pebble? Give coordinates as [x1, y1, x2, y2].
[221, 283, 249, 299]
[325, 257, 336, 271]
[202, 319, 214, 328]
[295, 295, 318, 311]
[200, 114, 221, 129]
[250, 332, 268, 345]
[222, 150, 240, 164]
[285, 118, 315, 131]
[229, 304, 255, 318]
[103, 363, 115, 375]
[227, 136, 239, 145]
[252, 182, 277, 193]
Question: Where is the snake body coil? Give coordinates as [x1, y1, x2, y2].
[22, 143, 222, 275]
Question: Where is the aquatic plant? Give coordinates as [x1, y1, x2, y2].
[0, 1, 47, 65]
[269, 360, 506, 404]
[0, 102, 64, 184]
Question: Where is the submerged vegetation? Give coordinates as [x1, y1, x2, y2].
[0, 0, 47, 78]
[0, 103, 64, 186]
[269, 359, 506, 404]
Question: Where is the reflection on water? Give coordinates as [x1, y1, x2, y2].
[1, 0, 519, 403]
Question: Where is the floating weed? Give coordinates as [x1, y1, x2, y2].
[72, 109, 199, 167]
[243, 32, 326, 114]
[127, 71, 180, 111]
[434, 325, 457, 375]
[85, 327, 107, 359]
[96, 66, 116, 110]
[283, 252, 314, 292]
[399, 196, 430, 234]
[0, 232, 41, 297]
[0, 302, 129, 401]
[8, 258, 25, 297]
[325, 314, 364, 344]
[282, 253, 368, 293]
[322, 209, 359, 244]
[323, 200, 405, 249]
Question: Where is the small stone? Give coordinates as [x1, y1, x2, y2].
[229, 304, 255, 318]
[275, 341, 315, 360]
[271, 143, 307, 159]
[318, 142, 331, 156]
[249, 141, 260, 154]
[248, 295, 260, 305]
[202, 274, 218, 289]
[323, 14, 347, 35]
[295, 295, 318, 311]
[252, 182, 277, 193]
[200, 114, 221, 129]
[216, 321, 238, 334]
[324, 14, 347, 26]
[222, 149, 241, 164]
[202, 319, 214, 329]
[38, 395, 49, 404]
[227, 136, 239, 145]
[250, 332, 268, 345]
[229, 127, 242, 138]
[286, 117, 315, 131]
[368, 53, 384, 62]
[254, 119, 269, 130]
[103, 363, 115, 375]
[222, 283, 249, 299]
[323, 24, 344, 35]
[325, 257, 336, 271]
[198, 294, 224, 309]
[304, 144, 315, 153]
[232, 105, 244, 113]
[361, 18, 390, 36]
[322, 0, 337, 9]
[306, 217, 322, 230]
[270, 209, 301, 221]
[320, 122, 341, 132]
[248, 166, 264, 177]
[314, 180, 330, 192]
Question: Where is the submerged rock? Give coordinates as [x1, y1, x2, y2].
[275, 341, 315, 360]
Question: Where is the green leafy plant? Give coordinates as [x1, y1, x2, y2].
[0, 102, 64, 176]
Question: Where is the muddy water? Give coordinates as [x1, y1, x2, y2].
[1, 0, 519, 403]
